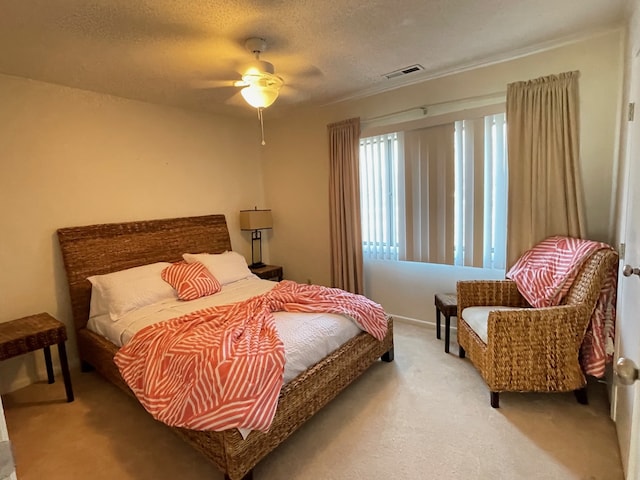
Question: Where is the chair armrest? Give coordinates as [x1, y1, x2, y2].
[486, 303, 591, 360]
[457, 280, 529, 316]
[478, 303, 591, 391]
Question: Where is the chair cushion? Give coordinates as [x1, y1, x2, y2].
[462, 306, 523, 344]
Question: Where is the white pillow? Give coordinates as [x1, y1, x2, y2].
[88, 262, 177, 321]
[182, 251, 253, 285]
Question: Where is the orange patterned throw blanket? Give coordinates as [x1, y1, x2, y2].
[506, 236, 618, 378]
[114, 280, 388, 432]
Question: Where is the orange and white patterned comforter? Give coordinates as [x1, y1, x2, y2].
[114, 281, 388, 432]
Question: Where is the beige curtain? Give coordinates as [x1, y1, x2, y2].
[328, 117, 363, 294]
[505, 71, 585, 268]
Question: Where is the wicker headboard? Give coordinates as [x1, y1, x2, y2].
[57, 214, 231, 333]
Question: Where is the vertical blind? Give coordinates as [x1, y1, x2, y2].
[360, 112, 507, 270]
[453, 113, 507, 269]
[359, 133, 399, 260]
[402, 123, 455, 263]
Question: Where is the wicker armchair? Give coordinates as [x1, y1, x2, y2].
[456, 248, 618, 408]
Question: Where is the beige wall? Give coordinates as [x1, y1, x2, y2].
[264, 29, 624, 321]
[0, 74, 264, 393]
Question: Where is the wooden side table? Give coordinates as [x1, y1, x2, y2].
[434, 293, 457, 354]
[250, 264, 283, 281]
[0, 313, 74, 402]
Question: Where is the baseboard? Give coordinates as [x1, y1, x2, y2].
[390, 314, 457, 331]
[0, 359, 80, 395]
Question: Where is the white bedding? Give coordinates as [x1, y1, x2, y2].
[88, 277, 363, 384]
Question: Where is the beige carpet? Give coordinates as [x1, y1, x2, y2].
[2, 321, 624, 480]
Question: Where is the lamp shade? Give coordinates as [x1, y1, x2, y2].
[240, 209, 273, 230]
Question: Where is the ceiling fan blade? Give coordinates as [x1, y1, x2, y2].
[287, 64, 324, 81]
[191, 79, 238, 89]
[278, 84, 298, 97]
[270, 53, 324, 83]
[224, 90, 250, 107]
[189, 84, 241, 105]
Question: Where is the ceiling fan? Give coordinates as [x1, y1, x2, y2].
[194, 36, 320, 145]
[217, 37, 284, 145]
[235, 37, 284, 110]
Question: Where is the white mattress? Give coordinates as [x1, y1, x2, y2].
[87, 277, 362, 384]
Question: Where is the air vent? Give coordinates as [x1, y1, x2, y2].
[383, 64, 425, 80]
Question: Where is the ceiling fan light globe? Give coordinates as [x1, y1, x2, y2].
[241, 85, 279, 108]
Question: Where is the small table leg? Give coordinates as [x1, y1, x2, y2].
[43, 346, 55, 384]
[436, 310, 441, 340]
[57, 342, 74, 402]
[445, 315, 451, 353]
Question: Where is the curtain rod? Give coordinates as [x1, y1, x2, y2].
[362, 91, 506, 126]
[364, 106, 429, 123]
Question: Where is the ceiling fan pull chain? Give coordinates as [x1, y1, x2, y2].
[258, 107, 266, 146]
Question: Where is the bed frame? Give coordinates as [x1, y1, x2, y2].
[56, 214, 394, 480]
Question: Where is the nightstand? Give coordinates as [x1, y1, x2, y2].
[250, 264, 283, 281]
[0, 312, 74, 402]
[435, 293, 457, 354]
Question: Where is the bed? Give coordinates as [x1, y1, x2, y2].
[56, 214, 394, 480]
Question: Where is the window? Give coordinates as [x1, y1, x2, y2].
[359, 112, 507, 270]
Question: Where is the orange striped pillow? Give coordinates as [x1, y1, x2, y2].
[161, 261, 222, 301]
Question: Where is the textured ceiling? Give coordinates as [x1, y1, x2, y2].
[0, 0, 629, 117]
